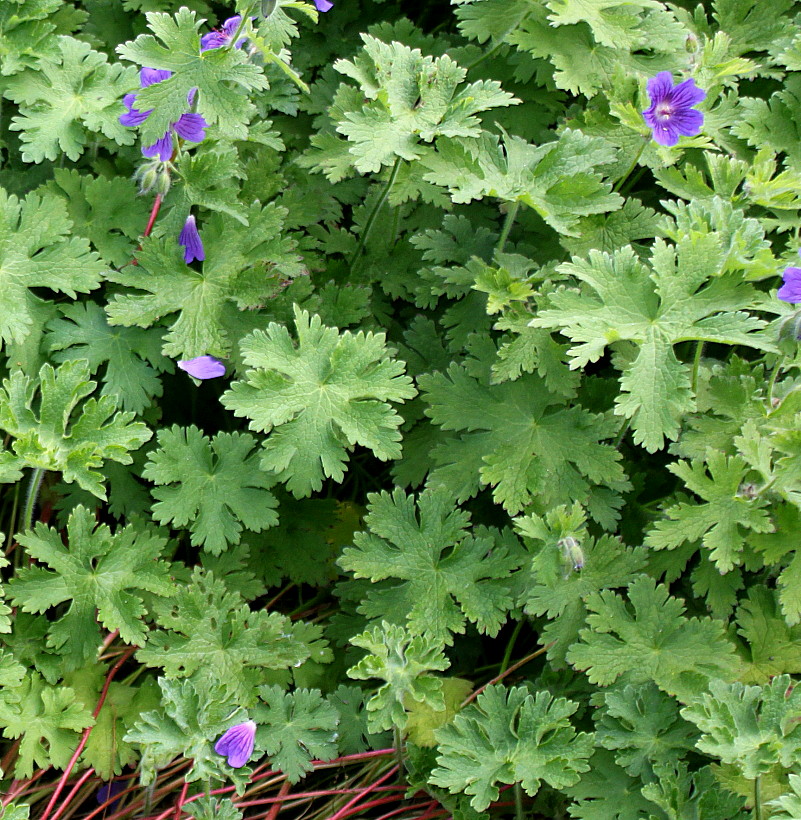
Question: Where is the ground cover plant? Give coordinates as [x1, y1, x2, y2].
[0, 0, 800, 818]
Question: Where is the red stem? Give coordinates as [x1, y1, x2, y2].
[264, 777, 290, 820]
[39, 647, 137, 820]
[173, 780, 188, 820]
[48, 768, 95, 820]
[144, 194, 163, 238]
[325, 765, 399, 820]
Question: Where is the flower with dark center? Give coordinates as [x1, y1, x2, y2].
[642, 71, 705, 147]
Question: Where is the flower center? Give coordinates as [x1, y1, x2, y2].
[655, 102, 673, 121]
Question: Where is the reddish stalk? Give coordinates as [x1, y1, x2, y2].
[324, 765, 399, 820]
[2, 768, 47, 807]
[173, 780, 189, 820]
[130, 193, 163, 266]
[39, 646, 137, 820]
[48, 769, 96, 820]
[264, 777, 291, 820]
[462, 643, 553, 707]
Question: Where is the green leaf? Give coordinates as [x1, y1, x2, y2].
[770, 773, 801, 820]
[419, 356, 629, 517]
[8, 506, 172, 667]
[143, 425, 278, 555]
[253, 685, 339, 783]
[340, 488, 520, 643]
[566, 576, 739, 702]
[221, 306, 416, 497]
[116, 7, 268, 143]
[347, 621, 449, 733]
[532, 239, 773, 451]
[640, 761, 750, 820]
[0, 360, 151, 499]
[680, 674, 801, 780]
[430, 684, 594, 812]
[3, 36, 137, 162]
[106, 202, 301, 360]
[327, 35, 517, 173]
[0, 0, 61, 77]
[0, 673, 93, 778]
[0, 187, 106, 349]
[645, 451, 774, 572]
[736, 587, 801, 684]
[137, 569, 310, 703]
[595, 683, 697, 777]
[421, 129, 622, 236]
[47, 302, 171, 414]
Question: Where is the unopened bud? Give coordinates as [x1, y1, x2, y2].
[558, 536, 584, 572]
[136, 167, 158, 195]
[156, 168, 172, 196]
[685, 32, 699, 53]
[737, 482, 758, 500]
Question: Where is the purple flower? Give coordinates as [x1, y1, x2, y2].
[214, 720, 256, 768]
[178, 356, 226, 380]
[642, 71, 705, 147]
[778, 266, 801, 304]
[120, 67, 208, 161]
[314, 0, 334, 11]
[179, 215, 204, 263]
[201, 16, 247, 51]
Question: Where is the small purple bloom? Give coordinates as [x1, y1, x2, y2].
[96, 781, 125, 811]
[201, 16, 247, 51]
[314, 0, 334, 11]
[179, 215, 205, 263]
[642, 71, 705, 147]
[178, 356, 226, 380]
[778, 266, 801, 304]
[120, 67, 208, 161]
[214, 720, 256, 768]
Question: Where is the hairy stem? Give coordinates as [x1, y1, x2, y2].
[496, 200, 520, 255]
[349, 155, 403, 268]
[613, 136, 649, 194]
[499, 620, 524, 675]
[22, 467, 45, 531]
[691, 340, 705, 395]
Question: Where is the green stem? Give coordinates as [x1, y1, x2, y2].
[392, 726, 405, 783]
[226, 2, 257, 49]
[691, 341, 705, 395]
[514, 782, 524, 820]
[496, 200, 520, 255]
[499, 620, 523, 675]
[5, 481, 19, 555]
[754, 775, 762, 820]
[614, 417, 631, 448]
[767, 355, 785, 406]
[22, 467, 45, 531]
[349, 156, 402, 268]
[613, 136, 649, 194]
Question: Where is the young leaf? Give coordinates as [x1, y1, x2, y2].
[3, 36, 137, 162]
[221, 306, 416, 497]
[137, 569, 310, 703]
[0, 673, 93, 778]
[8, 506, 173, 667]
[339, 488, 520, 644]
[324, 35, 517, 173]
[0, 360, 151, 499]
[430, 684, 594, 812]
[253, 685, 339, 783]
[143, 426, 279, 555]
[347, 621, 449, 733]
[680, 675, 801, 780]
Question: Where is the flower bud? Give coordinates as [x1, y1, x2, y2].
[558, 536, 584, 572]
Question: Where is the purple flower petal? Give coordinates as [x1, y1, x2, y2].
[119, 95, 151, 127]
[222, 16, 243, 37]
[642, 72, 705, 146]
[214, 720, 256, 767]
[140, 67, 172, 87]
[173, 112, 208, 143]
[201, 31, 229, 50]
[179, 215, 205, 263]
[778, 266, 801, 304]
[142, 131, 174, 161]
[178, 356, 226, 380]
[314, 0, 334, 10]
